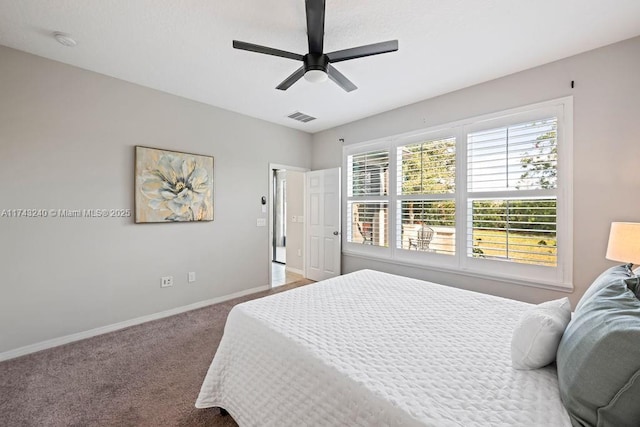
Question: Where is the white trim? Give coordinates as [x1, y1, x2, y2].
[343, 250, 572, 293]
[558, 98, 574, 286]
[0, 284, 269, 362]
[268, 163, 310, 288]
[342, 97, 574, 290]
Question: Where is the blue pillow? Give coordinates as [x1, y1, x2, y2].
[627, 275, 640, 297]
[574, 265, 635, 312]
[557, 278, 640, 427]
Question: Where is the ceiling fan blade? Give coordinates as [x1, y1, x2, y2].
[233, 40, 303, 61]
[276, 66, 306, 91]
[326, 40, 398, 63]
[327, 64, 357, 92]
[306, 0, 325, 53]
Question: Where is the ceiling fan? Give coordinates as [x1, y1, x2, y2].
[232, 0, 398, 92]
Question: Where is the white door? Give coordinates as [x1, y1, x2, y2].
[306, 168, 341, 281]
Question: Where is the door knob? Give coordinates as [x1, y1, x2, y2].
[333, 231, 340, 235]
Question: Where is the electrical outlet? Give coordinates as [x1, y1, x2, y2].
[188, 272, 196, 283]
[161, 276, 173, 288]
[297, 249, 302, 257]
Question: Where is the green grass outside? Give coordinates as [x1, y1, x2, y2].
[472, 229, 557, 266]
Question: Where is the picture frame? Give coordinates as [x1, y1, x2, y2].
[135, 146, 214, 223]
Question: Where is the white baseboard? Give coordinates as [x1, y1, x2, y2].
[285, 266, 304, 275]
[0, 284, 270, 363]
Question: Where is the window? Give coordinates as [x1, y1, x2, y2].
[467, 118, 558, 266]
[343, 98, 572, 289]
[347, 150, 390, 247]
[397, 137, 456, 255]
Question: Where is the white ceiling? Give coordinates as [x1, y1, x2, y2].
[1, 0, 639, 134]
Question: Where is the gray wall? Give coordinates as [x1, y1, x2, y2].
[0, 46, 312, 354]
[312, 36, 640, 306]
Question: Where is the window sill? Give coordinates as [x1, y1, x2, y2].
[342, 249, 574, 293]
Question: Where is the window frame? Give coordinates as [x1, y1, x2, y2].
[394, 129, 461, 269]
[345, 140, 392, 251]
[342, 97, 573, 291]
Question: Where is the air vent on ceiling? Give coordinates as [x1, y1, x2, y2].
[287, 111, 316, 123]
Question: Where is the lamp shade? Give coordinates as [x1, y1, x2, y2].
[606, 222, 640, 265]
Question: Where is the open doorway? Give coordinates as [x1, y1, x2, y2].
[269, 165, 307, 287]
[272, 169, 287, 265]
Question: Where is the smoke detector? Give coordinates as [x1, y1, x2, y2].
[53, 32, 77, 47]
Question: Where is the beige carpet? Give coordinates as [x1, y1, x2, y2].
[0, 279, 313, 427]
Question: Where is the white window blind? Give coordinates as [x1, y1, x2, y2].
[396, 137, 456, 254]
[398, 200, 455, 254]
[347, 149, 390, 247]
[467, 118, 558, 192]
[398, 138, 456, 195]
[469, 198, 557, 266]
[348, 202, 389, 246]
[467, 118, 558, 266]
[348, 150, 389, 197]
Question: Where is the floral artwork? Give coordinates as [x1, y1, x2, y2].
[135, 146, 214, 223]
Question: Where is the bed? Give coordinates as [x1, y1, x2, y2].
[196, 269, 571, 426]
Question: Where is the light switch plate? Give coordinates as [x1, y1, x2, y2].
[257, 218, 267, 227]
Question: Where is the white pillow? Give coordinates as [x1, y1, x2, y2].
[511, 297, 572, 370]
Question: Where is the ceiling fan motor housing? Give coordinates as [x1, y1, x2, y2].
[303, 53, 329, 73]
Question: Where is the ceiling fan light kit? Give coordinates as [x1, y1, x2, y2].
[232, 0, 398, 92]
[304, 69, 328, 83]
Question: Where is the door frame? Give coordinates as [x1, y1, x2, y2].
[268, 163, 310, 288]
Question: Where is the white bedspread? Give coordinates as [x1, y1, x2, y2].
[196, 269, 571, 426]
